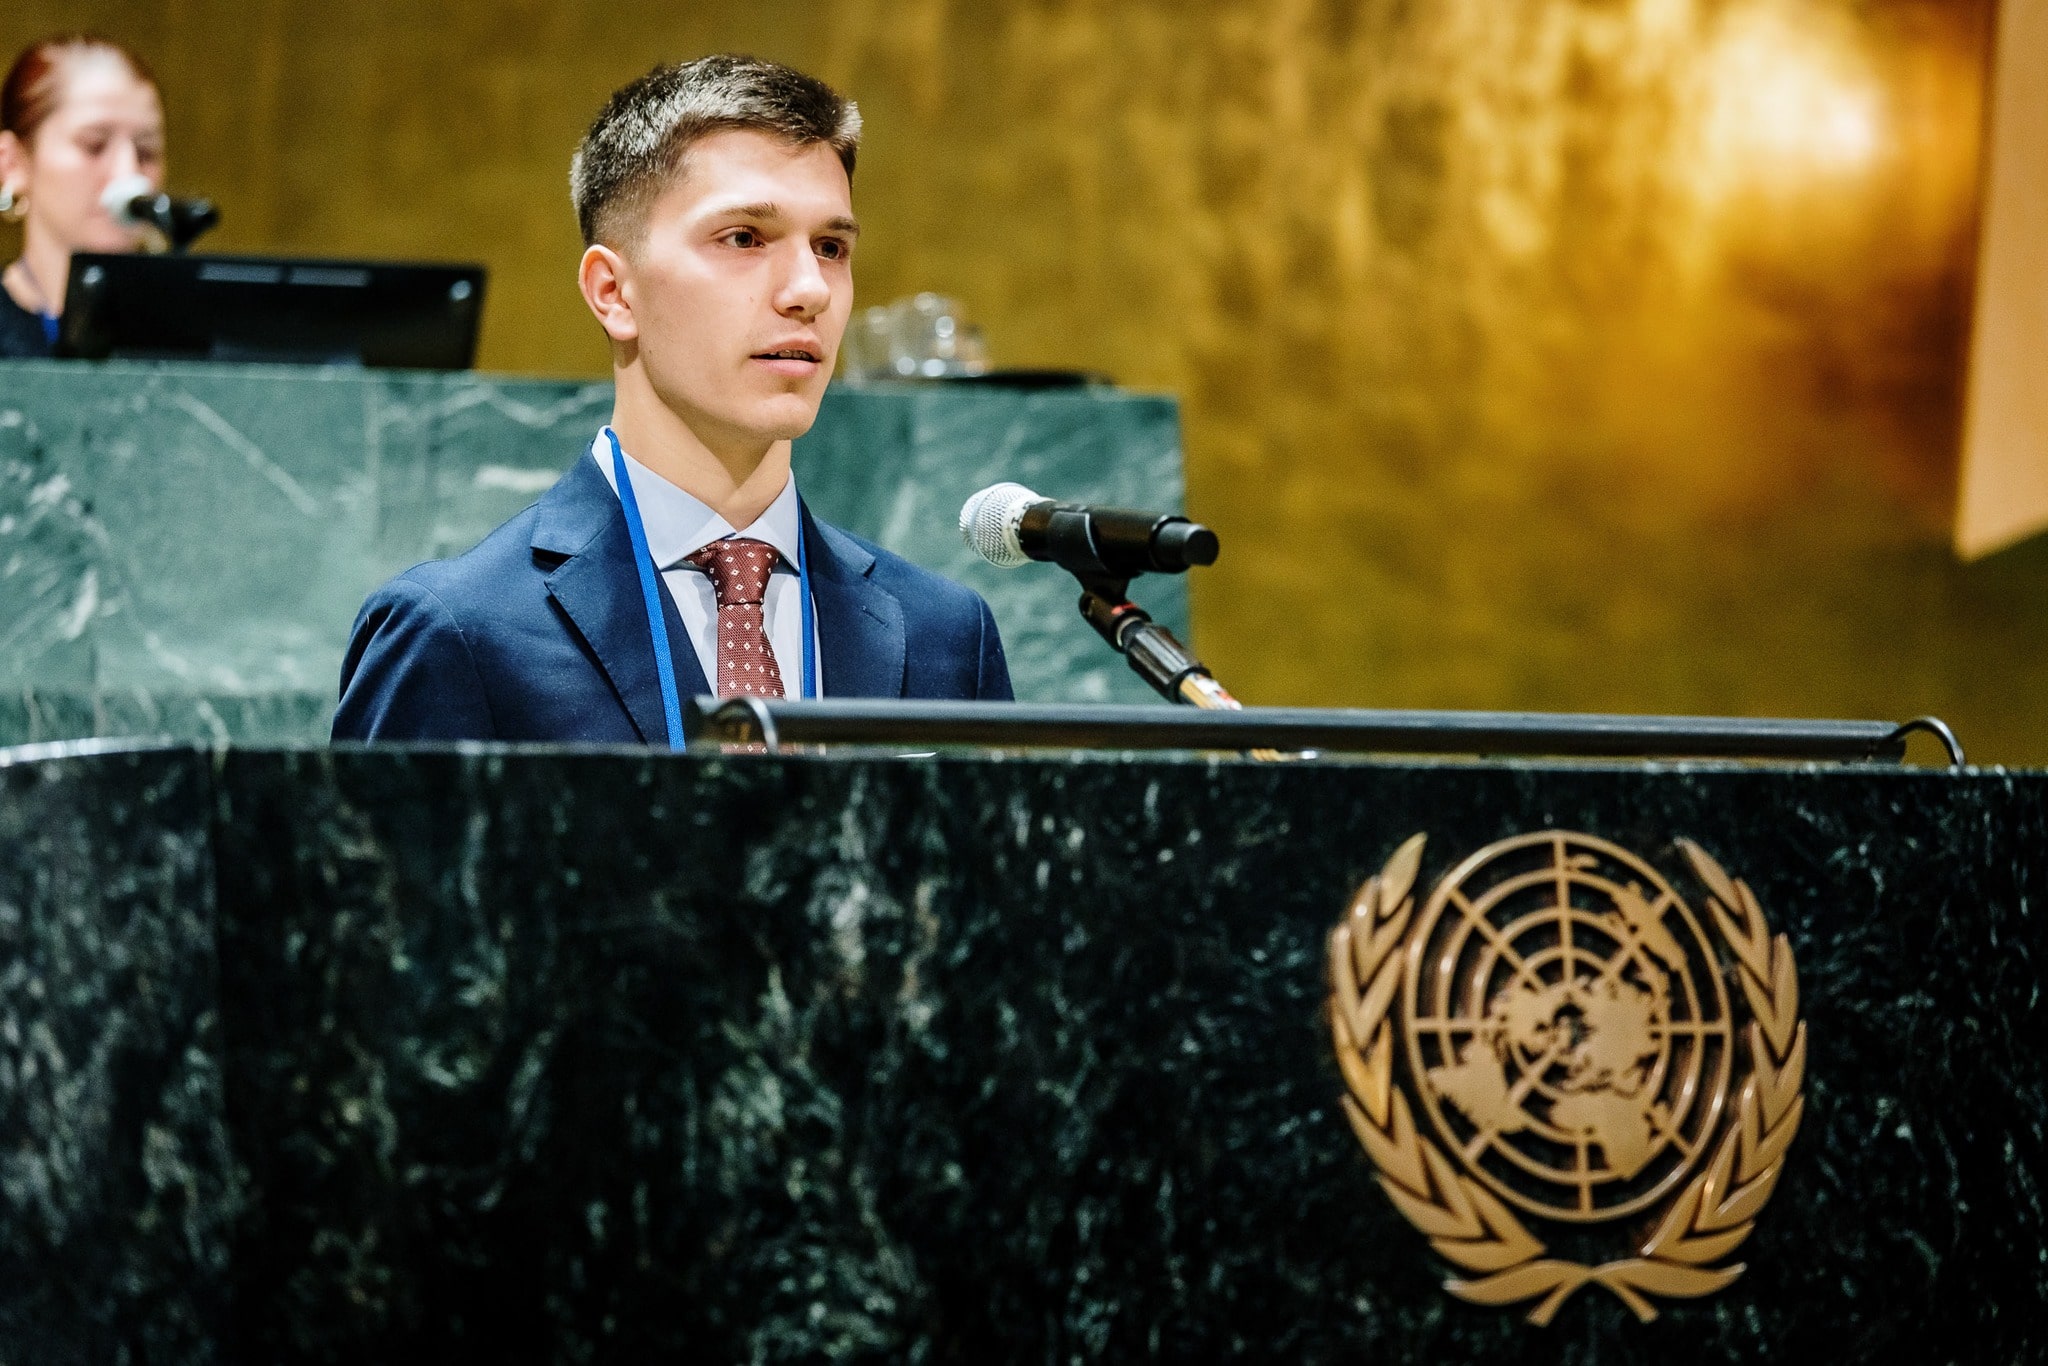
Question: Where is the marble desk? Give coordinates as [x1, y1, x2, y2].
[0, 361, 1188, 743]
[1, 743, 2042, 1363]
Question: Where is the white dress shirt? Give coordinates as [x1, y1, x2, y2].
[591, 430, 820, 697]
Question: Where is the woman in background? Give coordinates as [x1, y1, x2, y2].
[0, 35, 164, 358]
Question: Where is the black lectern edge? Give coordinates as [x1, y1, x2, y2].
[683, 698, 1939, 765]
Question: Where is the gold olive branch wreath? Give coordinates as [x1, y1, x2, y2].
[1326, 834, 1805, 1325]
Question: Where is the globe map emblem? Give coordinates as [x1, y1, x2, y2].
[1400, 832, 1734, 1222]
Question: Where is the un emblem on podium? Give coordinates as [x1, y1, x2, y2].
[1328, 832, 1806, 1324]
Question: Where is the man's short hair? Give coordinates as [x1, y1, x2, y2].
[570, 54, 861, 248]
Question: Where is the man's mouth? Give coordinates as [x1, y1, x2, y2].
[754, 348, 821, 363]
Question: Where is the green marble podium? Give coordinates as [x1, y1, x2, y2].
[1, 740, 2042, 1363]
[0, 360, 1187, 742]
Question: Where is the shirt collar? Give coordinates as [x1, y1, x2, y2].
[590, 429, 803, 572]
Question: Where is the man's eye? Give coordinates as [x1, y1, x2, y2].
[816, 238, 849, 261]
[724, 229, 760, 248]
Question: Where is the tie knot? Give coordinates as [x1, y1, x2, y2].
[686, 537, 781, 607]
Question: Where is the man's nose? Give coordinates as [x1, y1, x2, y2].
[774, 243, 832, 321]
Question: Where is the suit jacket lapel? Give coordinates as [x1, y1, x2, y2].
[804, 507, 906, 698]
[533, 454, 712, 741]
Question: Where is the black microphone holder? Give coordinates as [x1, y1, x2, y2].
[1021, 501, 1219, 578]
[1045, 504, 1234, 710]
[129, 193, 221, 253]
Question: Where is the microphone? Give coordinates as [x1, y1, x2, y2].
[959, 481, 1219, 579]
[101, 174, 220, 250]
[959, 480, 1238, 708]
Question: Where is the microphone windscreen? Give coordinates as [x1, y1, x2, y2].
[959, 482, 1040, 568]
[100, 174, 154, 223]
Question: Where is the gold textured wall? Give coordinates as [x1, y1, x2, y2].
[8, 1, 2044, 761]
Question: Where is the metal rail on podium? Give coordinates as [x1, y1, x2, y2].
[684, 697, 1962, 764]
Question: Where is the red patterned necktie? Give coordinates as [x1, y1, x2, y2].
[685, 537, 786, 698]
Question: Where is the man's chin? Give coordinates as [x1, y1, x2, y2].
[757, 385, 827, 432]
[729, 390, 828, 446]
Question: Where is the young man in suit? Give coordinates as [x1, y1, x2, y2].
[334, 55, 1012, 743]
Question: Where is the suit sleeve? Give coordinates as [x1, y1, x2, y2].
[973, 596, 1014, 702]
[332, 577, 498, 741]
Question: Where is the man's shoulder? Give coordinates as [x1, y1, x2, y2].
[334, 458, 639, 741]
[810, 518, 1009, 700]
[823, 522, 992, 622]
[367, 501, 551, 625]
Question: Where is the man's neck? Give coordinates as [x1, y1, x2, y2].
[609, 379, 791, 531]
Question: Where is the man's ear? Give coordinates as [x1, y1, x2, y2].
[578, 243, 638, 343]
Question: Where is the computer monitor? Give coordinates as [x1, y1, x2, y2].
[56, 253, 486, 370]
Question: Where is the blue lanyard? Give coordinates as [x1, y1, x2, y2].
[605, 428, 816, 749]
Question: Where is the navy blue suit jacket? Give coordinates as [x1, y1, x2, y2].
[333, 451, 1012, 741]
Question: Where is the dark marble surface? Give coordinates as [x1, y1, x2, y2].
[0, 362, 1187, 746]
[1, 745, 2045, 1362]
[0, 742, 234, 1364]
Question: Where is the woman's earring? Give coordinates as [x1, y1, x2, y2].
[0, 184, 22, 221]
